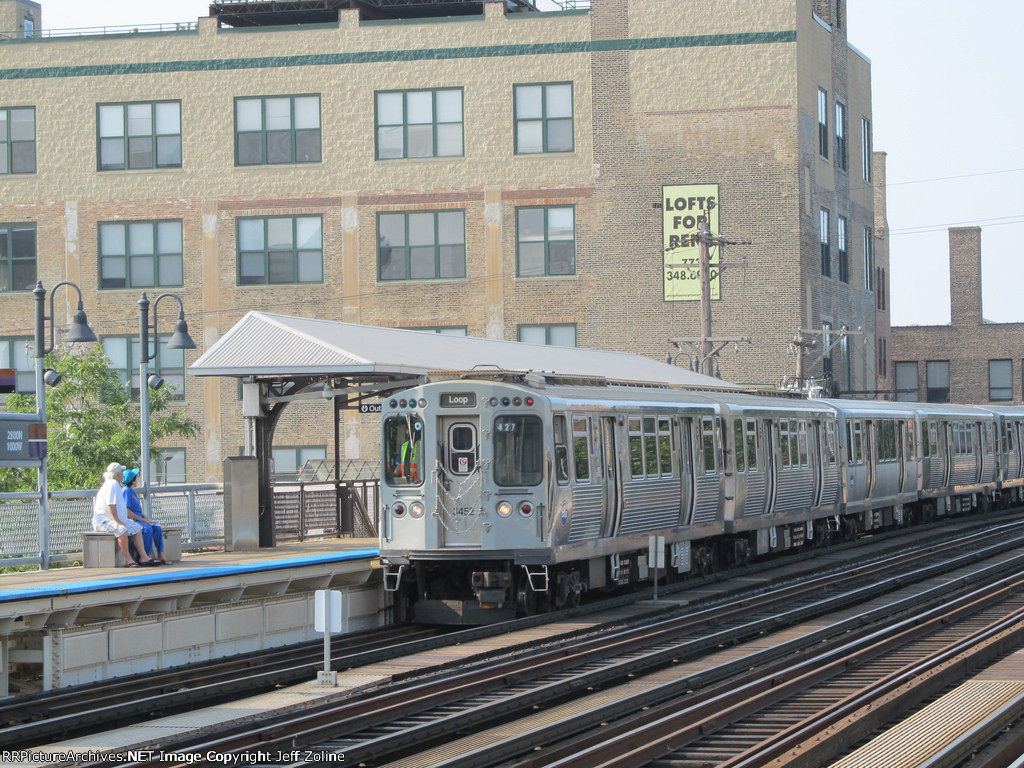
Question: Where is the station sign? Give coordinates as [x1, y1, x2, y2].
[0, 420, 46, 461]
[359, 403, 382, 414]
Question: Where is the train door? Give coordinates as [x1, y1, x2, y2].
[810, 420, 824, 507]
[1017, 421, 1024, 478]
[897, 419, 907, 492]
[942, 421, 953, 487]
[437, 415, 482, 547]
[598, 416, 622, 538]
[676, 417, 695, 525]
[762, 419, 777, 516]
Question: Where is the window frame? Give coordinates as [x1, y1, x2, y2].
[101, 334, 187, 402]
[98, 219, 184, 290]
[374, 87, 464, 160]
[376, 209, 467, 282]
[834, 100, 848, 172]
[817, 87, 829, 158]
[925, 360, 950, 404]
[236, 214, 324, 286]
[0, 336, 35, 394]
[97, 100, 182, 171]
[518, 323, 577, 347]
[861, 116, 872, 182]
[234, 94, 322, 166]
[989, 359, 1012, 402]
[516, 205, 577, 277]
[0, 106, 36, 175]
[0, 222, 37, 293]
[863, 226, 874, 291]
[514, 82, 575, 155]
[837, 215, 848, 283]
[819, 208, 831, 277]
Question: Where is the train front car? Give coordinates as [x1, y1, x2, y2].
[380, 379, 550, 624]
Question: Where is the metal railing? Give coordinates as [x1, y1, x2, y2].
[0, 484, 223, 569]
[0, 463, 381, 569]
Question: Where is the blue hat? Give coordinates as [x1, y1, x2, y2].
[123, 468, 140, 485]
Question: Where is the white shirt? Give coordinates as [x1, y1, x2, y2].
[91, 477, 127, 527]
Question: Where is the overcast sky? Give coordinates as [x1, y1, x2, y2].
[30, 0, 1024, 327]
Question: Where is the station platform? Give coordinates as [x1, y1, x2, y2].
[0, 539, 383, 697]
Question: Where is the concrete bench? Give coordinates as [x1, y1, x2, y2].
[81, 527, 182, 568]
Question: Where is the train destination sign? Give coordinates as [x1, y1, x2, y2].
[440, 392, 476, 408]
[662, 183, 720, 302]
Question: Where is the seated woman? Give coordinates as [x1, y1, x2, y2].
[92, 462, 157, 567]
[122, 468, 172, 564]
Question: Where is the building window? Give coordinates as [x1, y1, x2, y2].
[837, 215, 848, 282]
[0, 223, 36, 292]
[878, 338, 887, 379]
[0, 337, 35, 393]
[863, 227, 874, 291]
[272, 445, 327, 481]
[989, 359, 1012, 401]
[237, 215, 323, 285]
[99, 220, 183, 290]
[834, 101, 847, 172]
[1, 107, 35, 175]
[154, 448, 186, 484]
[405, 326, 467, 336]
[894, 362, 918, 401]
[877, 267, 887, 310]
[861, 117, 872, 182]
[926, 360, 950, 403]
[514, 82, 574, 154]
[377, 210, 466, 281]
[102, 335, 187, 401]
[819, 208, 830, 277]
[517, 206, 576, 276]
[817, 88, 829, 158]
[518, 324, 577, 347]
[235, 95, 321, 165]
[822, 321, 833, 380]
[375, 88, 463, 160]
[22, 18, 34, 37]
[98, 101, 181, 171]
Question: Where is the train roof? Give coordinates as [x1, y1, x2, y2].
[191, 312, 746, 391]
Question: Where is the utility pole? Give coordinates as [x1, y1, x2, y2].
[785, 325, 862, 395]
[665, 208, 751, 377]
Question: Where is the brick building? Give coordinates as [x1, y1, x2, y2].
[890, 227, 1024, 405]
[0, 0, 886, 481]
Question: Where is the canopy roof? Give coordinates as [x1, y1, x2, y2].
[189, 312, 741, 390]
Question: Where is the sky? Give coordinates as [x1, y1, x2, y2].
[31, 0, 1024, 328]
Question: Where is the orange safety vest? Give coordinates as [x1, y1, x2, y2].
[397, 440, 420, 483]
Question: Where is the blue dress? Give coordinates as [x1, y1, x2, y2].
[123, 485, 164, 558]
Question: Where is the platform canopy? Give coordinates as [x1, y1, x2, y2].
[189, 311, 741, 392]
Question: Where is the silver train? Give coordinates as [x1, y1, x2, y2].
[379, 372, 1024, 624]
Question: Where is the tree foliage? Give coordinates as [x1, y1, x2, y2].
[0, 345, 199, 492]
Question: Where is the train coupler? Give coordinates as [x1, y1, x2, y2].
[472, 571, 512, 608]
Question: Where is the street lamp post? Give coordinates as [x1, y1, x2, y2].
[137, 292, 196, 520]
[33, 280, 97, 568]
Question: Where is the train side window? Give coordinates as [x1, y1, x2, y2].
[797, 419, 808, 467]
[553, 414, 569, 485]
[823, 420, 837, 465]
[928, 420, 938, 457]
[658, 417, 672, 475]
[745, 419, 758, 470]
[628, 417, 644, 477]
[733, 419, 745, 473]
[779, 420, 791, 468]
[448, 423, 477, 475]
[701, 416, 716, 474]
[572, 415, 590, 482]
[643, 417, 659, 476]
[904, 419, 914, 459]
[849, 420, 863, 464]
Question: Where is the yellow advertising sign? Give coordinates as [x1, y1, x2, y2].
[663, 184, 719, 301]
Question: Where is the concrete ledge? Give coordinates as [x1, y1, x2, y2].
[81, 528, 182, 568]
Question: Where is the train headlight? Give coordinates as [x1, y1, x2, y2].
[518, 501, 534, 517]
[496, 501, 513, 518]
[410, 501, 425, 518]
[392, 502, 407, 518]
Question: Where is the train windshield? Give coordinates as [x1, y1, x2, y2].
[383, 415, 425, 486]
[493, 414, 543, 486]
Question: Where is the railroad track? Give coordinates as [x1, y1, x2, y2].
[66, 516, 1024, 768]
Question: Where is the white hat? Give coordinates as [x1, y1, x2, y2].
[106, 462, 126, 475]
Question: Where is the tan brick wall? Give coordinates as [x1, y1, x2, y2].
[890, 227, 1024, 405]
[0, 0, 879, 480]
